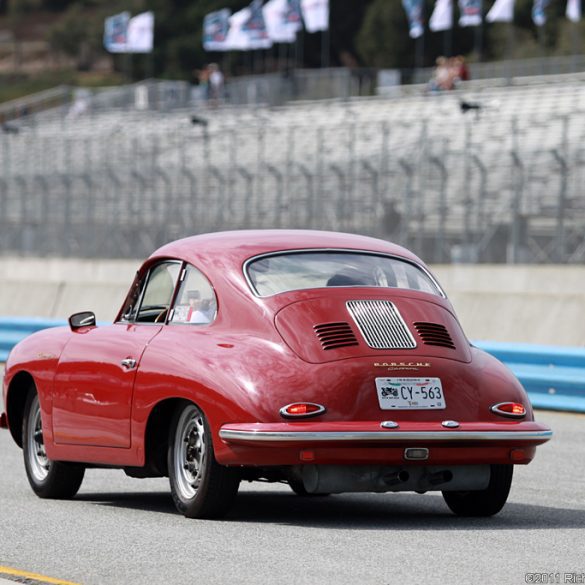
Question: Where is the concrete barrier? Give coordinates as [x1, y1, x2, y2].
[1, 259, 584, 345]
[0, 258, 137, 322]
[434, 265, 585, 347]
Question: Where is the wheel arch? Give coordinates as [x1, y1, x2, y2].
[141, 397, 192, 477]
[6, 370, 36, 448]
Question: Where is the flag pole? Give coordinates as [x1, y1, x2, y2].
[444, 29, 452, 57]
[125, 51, 133, 83]
[297, 30, 304, 69]
[321, 28, 330, 68]
[474, 25, 483, 62]
[506, 22, 514, 82]
[415, 34, 425, 71]
[571, 21, 581, 73]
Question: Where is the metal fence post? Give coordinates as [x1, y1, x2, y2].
[552, 149, 568, 263]
[295, 163, 315, 228]
[265, 165, 284, 227]
[470, 153, 488, 260]
[510, 151, 525, 264]
[360, 160, 380, 234]
[236, 167, 254, 228]
[429, 156, 448, 263]
[398, 158, 414, 250]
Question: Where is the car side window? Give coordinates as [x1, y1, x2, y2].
[119, 272, 144, 322]
[134, 262, 181, 323]
[170, 264, 217, 326]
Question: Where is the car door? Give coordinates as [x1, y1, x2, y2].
[52, 261, 181, 448]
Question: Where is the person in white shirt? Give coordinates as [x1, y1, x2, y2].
[186, 290, 210, 324]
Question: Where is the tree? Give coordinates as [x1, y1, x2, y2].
[356, 0, 416, 69]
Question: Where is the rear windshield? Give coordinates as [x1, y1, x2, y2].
[246, 252, 443, 297]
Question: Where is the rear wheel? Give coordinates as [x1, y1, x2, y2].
[168, 402, 240, 519]
[442, 464, 513, 517]
[23, 390, 85, 499]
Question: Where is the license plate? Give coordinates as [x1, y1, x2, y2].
[376, 377, 446, 410]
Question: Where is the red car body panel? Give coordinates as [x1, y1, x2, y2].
[2, 230, 551, 473]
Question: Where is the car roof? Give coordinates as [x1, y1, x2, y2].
[149, 230, 423, 270]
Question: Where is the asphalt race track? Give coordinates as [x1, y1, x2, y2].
[0, 409, 584, 585]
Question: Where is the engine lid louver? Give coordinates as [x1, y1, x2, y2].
[414, 322, 456, 349]
[314, 322, 359, 351]
[346, 300, 417, 350]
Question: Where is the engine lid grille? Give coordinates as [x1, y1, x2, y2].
[414, 322, 456, 349]
[314, 322, 359, 351]
[346, 300, 416, 350]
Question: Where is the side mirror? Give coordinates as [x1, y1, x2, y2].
[69, 311, 96, 330]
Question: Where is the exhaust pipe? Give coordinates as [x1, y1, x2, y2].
[383, 470, 410, 486]
[427, 470, 453, 486]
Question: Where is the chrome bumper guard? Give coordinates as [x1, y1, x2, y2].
[219, 428, 553, 444]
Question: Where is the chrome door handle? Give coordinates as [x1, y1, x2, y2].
[121, 358, 137, 369]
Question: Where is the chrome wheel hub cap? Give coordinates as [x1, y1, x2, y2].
[28, 397, 50, 481]
[174, 405, 206, 500]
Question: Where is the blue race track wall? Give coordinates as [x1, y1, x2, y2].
[0, 317, 67, 362]
[474, 342, 585, 413]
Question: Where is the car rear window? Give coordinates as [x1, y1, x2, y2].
[246, 251, 443, 297]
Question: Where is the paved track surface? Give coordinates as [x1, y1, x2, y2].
[0, 410, 584, 585]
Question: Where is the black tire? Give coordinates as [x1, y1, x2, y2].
[168, 402, 240, 519]
[442, 464, 513, 517]
[288, 478, 331, 497]
[22, 389, 85, 499]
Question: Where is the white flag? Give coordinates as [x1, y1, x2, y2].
[225, 3, 272, 51]
[459, 0, 483, 27]
[430, 0, 453, 31]
[103, 12, 130, 53]
[486, 0, 515, 22]
[567, 0, 582, 21]
[126, 11, 154, 53]
[203, 9, 232, 51]
[225, 7, 253, 50]
[301, 0, 329, 32]
[264, 0, 297, 43]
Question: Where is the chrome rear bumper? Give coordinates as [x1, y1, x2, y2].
[219, 428, 553, 444]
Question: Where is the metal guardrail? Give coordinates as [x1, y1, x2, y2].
[0, 85, 72, 123]
[0, 317, 67, 362]
[1, 318, 583, 413]
[475, 341, 585, 414]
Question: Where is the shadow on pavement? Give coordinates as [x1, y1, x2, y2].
[74, 488, 585, 530]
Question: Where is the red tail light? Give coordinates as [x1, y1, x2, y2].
[280, 403, 326, 419]
[490, 402, 526, 418]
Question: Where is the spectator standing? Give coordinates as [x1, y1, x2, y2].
[455, 55, 470, 83]
[429, 56, 452, 92]
[208, 63, 224, 106]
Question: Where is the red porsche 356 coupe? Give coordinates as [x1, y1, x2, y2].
[2, 231, 552, 518]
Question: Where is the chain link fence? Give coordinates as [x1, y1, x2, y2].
[1, 89, 585, 263]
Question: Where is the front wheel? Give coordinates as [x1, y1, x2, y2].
[442, 464, 513, 517]
[23, 390, 85, 499]
[168, 402, 240, 519]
